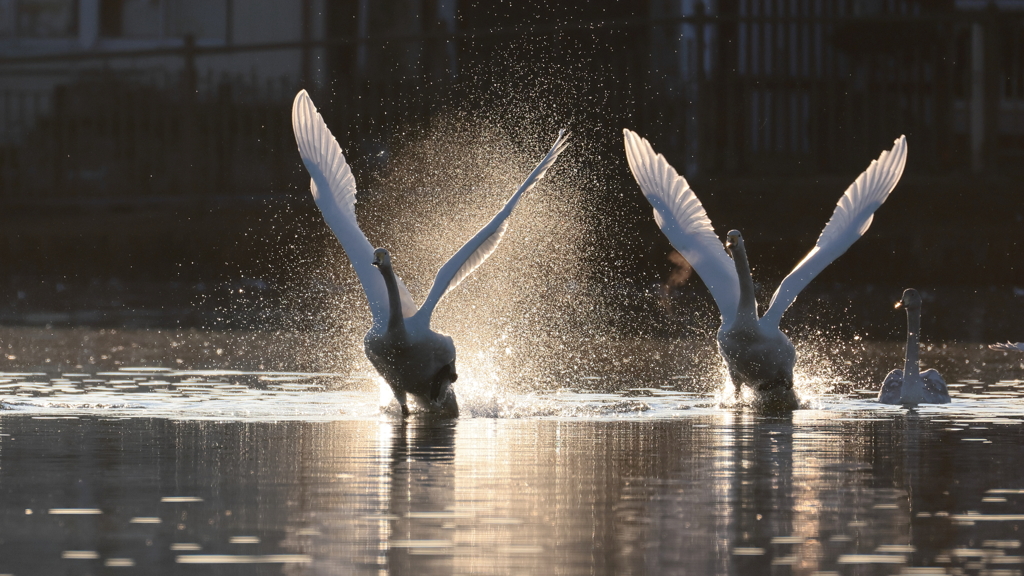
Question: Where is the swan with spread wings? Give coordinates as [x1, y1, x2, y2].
[292, 90, 569, 416]
[624, 130, 907, 409]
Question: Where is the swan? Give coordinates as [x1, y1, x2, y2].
[292, 90, 569, 416]
[989, 342, 1024, 352]
[878, 289, 951, 405]
[623, 130, 907, 409]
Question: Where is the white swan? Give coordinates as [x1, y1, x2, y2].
[292, 90, 569, 416]
[878, 289, 951, 405]
[623, 129, 907, 408]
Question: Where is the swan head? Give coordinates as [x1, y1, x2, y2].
[724, 230, 743, 258]
[895, 288, 922, 310]
[371, 248, 392, 269]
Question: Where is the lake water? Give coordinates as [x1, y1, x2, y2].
[1, 327, 1023, 575]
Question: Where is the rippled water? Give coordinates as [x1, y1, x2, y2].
[1, 328, 1024, 574]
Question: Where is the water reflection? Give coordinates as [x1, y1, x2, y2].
[1, 327, 1024, 573]
[381, 419, 458, 574]
[0, 413, 1022, 573]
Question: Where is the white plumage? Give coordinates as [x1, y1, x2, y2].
[878, 289, 951, 406]
[624, 129, 907, 408]
[989, 342, 1024, 352]
[292, 90, 569, 415]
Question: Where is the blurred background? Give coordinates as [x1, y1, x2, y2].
[1, 0, 1024, 346]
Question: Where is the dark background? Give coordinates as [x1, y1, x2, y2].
[2, 0, 1023, 342]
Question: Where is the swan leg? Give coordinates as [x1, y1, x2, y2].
[752, 387, 801, 412]
[756, 377, 792, 393]
[394, 390, 410, 417]
[728, 369, 744, 398]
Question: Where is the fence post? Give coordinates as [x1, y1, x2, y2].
[182, 34, 198, 196]
[300, 0, 312, 88]
[717, 0, 740, 173]
[183, 34, 197, 100]
[970, 20, 984, 172]
[695, 2, 707, 174]
[985, 2, 1001, 172]
[971, 5, 1001, 173]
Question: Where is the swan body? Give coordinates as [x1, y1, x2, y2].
[623, 129, 908, 407]
[364, 248, 459, 416]
[292, 90, 569, 416]
[878, 289, 951, 406]
[716, 230, 798, 402]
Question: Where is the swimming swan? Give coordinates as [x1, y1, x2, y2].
[878, 289, 951, 405]
[292, 90, 569, 416]
[623, 130, 907, 408]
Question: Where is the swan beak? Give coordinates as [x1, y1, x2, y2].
[371, 258, 381, 268]
[894, 300, 903, 309]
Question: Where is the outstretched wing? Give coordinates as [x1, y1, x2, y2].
[412, 130, 570, 326]
[623, 129, 740, 326]
[761, 135, 907, 328]
[291, 90, 417, 325]
[989, 342, 1024, 352]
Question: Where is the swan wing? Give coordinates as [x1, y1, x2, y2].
[291, 90, 417, 324]
[623, 129, 740, 325]
[762, 135, 907, 328]
[989, 342, 1024, 352]
[413, 130, 570, 325]
[877, 368, 904, 405]
[920, 368, 951, 403]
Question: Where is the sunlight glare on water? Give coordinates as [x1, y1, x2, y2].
[3, 330, 1024, 574]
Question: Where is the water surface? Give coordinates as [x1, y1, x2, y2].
[1, 327, 1023, 575]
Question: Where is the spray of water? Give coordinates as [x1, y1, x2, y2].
[249, 80, 877, 414]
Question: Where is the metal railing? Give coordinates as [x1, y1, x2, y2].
[2, 7, 1024, 203]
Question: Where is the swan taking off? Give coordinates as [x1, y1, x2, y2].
[292, 90, 569, 416]
[878, 289, 951, 406]
[623, 130, 907, 409]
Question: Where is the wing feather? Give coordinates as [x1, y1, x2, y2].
[412, 130, 570, 326]
[761, 135, 907, 328]
[623, 129, 740, 325]
[989, 342, 1024, 352]
[291, 90, 417, 324]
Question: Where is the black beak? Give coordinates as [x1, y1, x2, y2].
[371, 260, 380, 267]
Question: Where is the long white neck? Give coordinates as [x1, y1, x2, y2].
[731, 238, 760, 326]
[903, 305, 921, 381]
[377, 263, 407, 336]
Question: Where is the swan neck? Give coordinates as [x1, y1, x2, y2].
[903, 306, 921, 380]
[378, 263, 407, 335]
[732, 239, 760, 324]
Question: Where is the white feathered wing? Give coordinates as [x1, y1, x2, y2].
[761, 135, 907, 328]
[412, 130, 571, 327]
[291, 90, 417, 325]
[623, 129, 740, 326]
